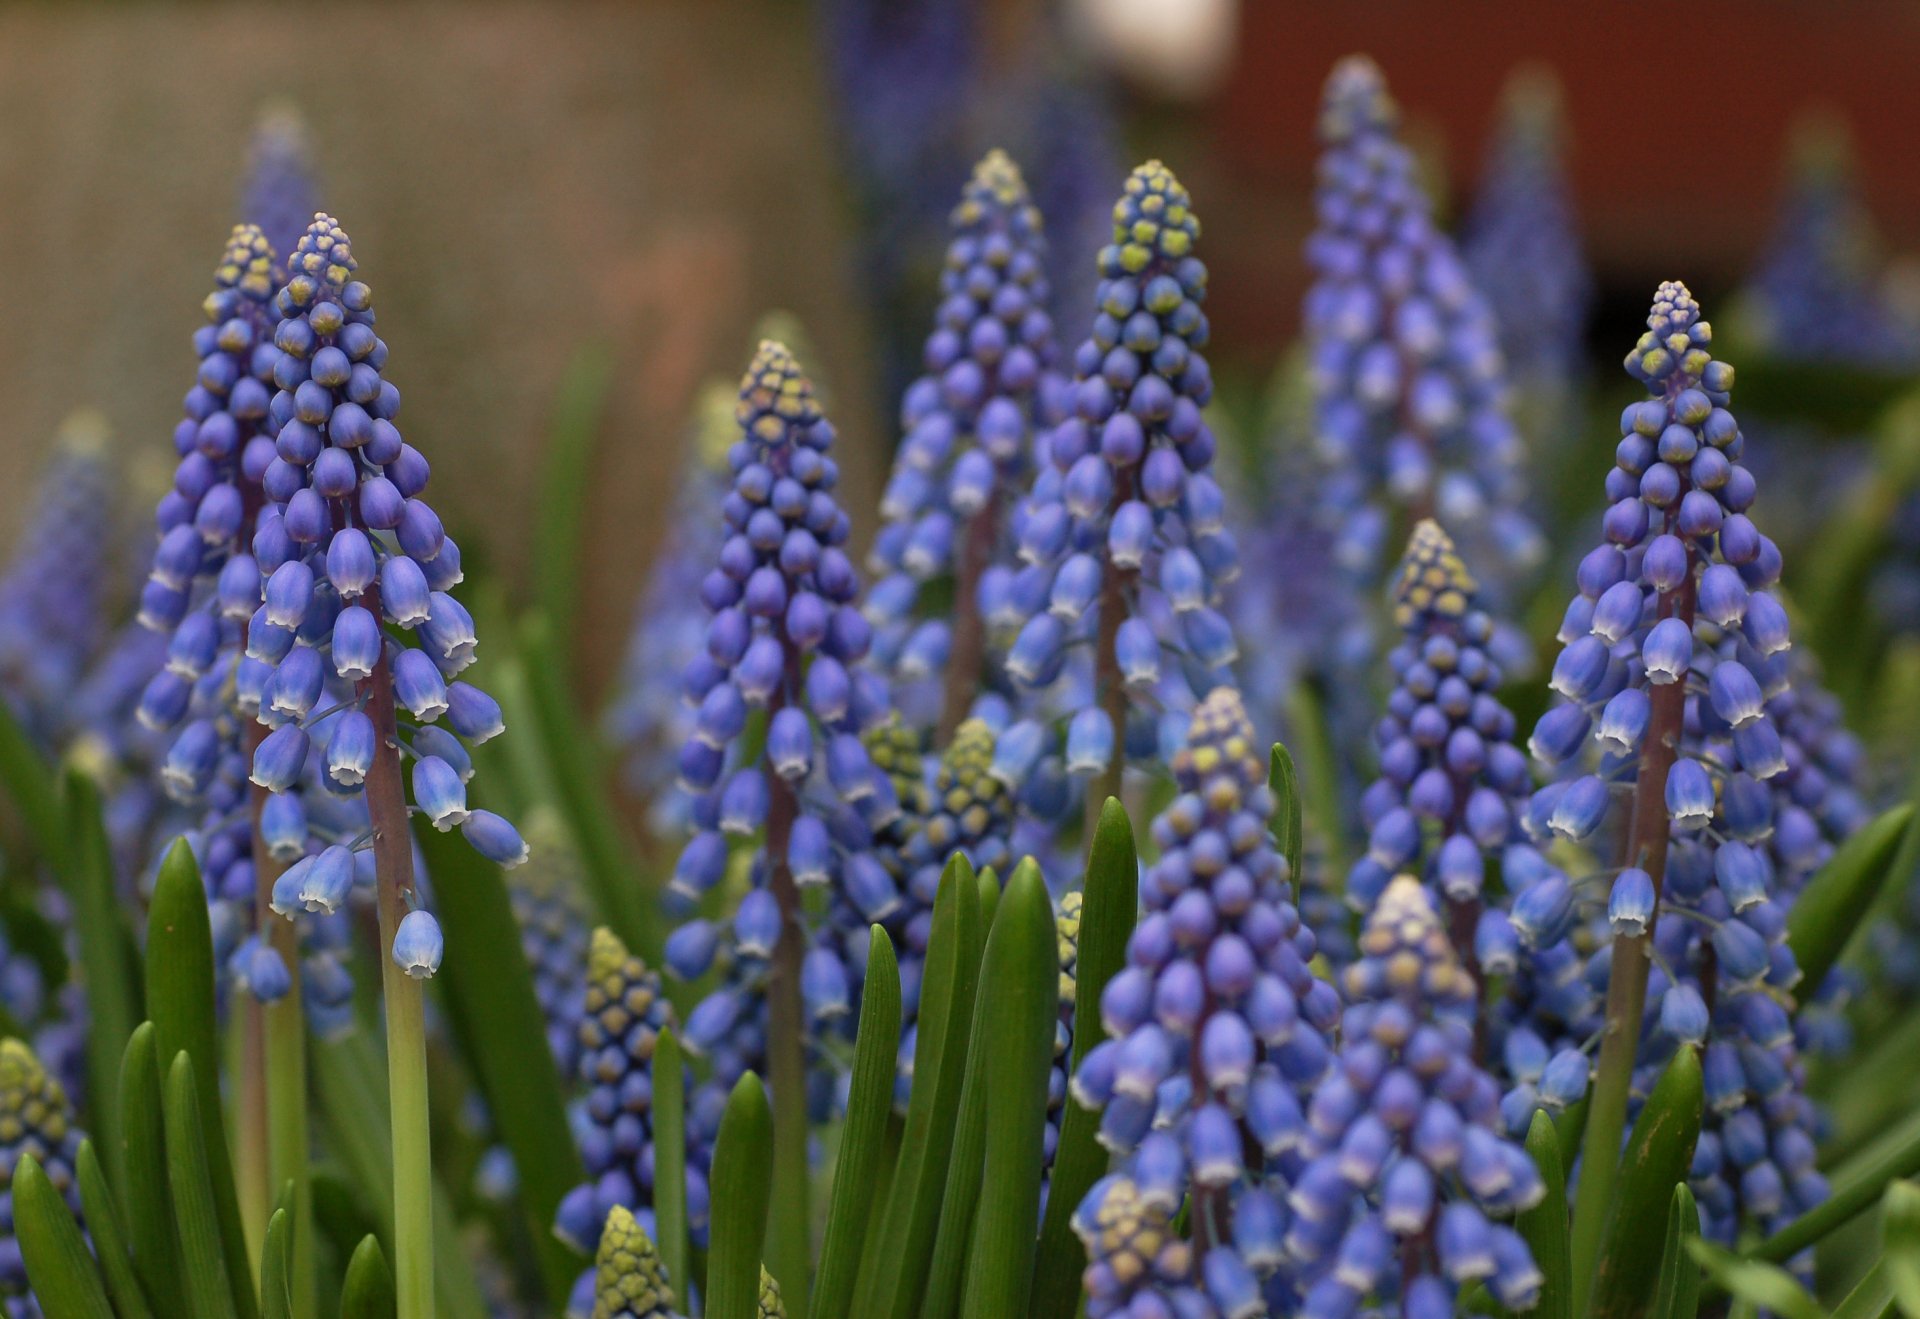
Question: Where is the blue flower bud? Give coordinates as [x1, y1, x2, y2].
[413, 756, 469, 831]
[1510, 872, 1574, 945]
[446, 681, 504, 743]
[766, 707, 813, 780]
[1006, 613, 1064, 685]
[393, 909, 443, 979]
[802, 946, 850, 1021]
[1609, 867, 1655, 935]
[1712, 916, 1772, 983]
[787, 814, 832, 886]
[420, 593, 477, 675]
[1047, 552, 1102, 622]
[1594, 687, 1650, 756]
[1659, 983, 1709, 1044]
[251, 723, 309, 790]
[1546, 775, 1609, 841]
[719, 769, 770, 835]
[298, 846, 356, 914]
[1665, 758, 1715, 830]
[1066, 708, 1114, 777]
[392, 648, 449, 721]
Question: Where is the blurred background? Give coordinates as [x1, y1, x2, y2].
[6, 0, 1918, 713]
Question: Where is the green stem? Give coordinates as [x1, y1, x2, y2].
[1569, 551, 1697, 1310]
[763, 712, 811, 1307]
[1087, 481, 1135, 836]
[365, 640, 434, 1319]
[248, 721, 314, 1319]
[937, 504, 996, 745]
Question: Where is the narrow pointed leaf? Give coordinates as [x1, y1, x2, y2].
[76, 1139, 155, 1319]
[975, 866, 1000, 930]
[812, 929, 902, 1319]
[1688, 1240, 1822, 1319]
[15, 1152, 115, 1319]
[147, 838, 254, 1315]
[119, 1021, 186, 1314]
[1031, 798, 1136, 1319]
[340, 1236, 397, 1319]
[1833, 1262, 1895, 1319]
[1886, 1179, 1920, 1317]
[920, 999, 991, 1319]
[165, 1051, 242, 1319]
[261, 1205, 294, 1319]
[1268, 744, 1304, 903]
[0, 699, 66, 864]
[413, 815, 583, 1297]
[653, 1028, 690, 1312]
[1516, 1111, 1570, 1319]
[707, 1073, 775, 1319]
[960, 859, 1060, 1319]
[1788, 802, 1915, 990]
[1651, 1183, 1702, 1319]
[1591, 1045, 1703, 1319]
[533, 341, 612, 668]
[60, 771, 140, 1174]
[860, 855, 984, 1319]
[1286, 678, 1348, 880]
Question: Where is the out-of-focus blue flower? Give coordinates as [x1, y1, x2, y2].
[1074, 1174, 1211, 1317]
[1288, 877, 1544, 1315]
[571, 1204, 685, 1319]
[1523, 282, 1824, 1260]
[1072, 687, 1337, 1314]
[554, 929, 697, 1283]
[865, 150, 1064, 726]
[1743, 113, 1920, 368]
[507, 811, 591, 1078]
[1304, 57, 1542, 608]
[0, 1038, 86, 1316]
[247, 215, 521, 974]
[240, 105, 321, 267]
[1461, 67, 1591, 391]
[0, 412, 122, 750]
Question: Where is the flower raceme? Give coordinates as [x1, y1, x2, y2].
[245, 214, 524, 976]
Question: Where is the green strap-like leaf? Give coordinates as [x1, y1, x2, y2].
[1833, 1262, 1896, 1319]
[14, 1152, 115, 1319]
[1268, 744, 1304, 903]
[165, 1051, 242, 1319]
[260, 1204, 294, 1319]
[1285, 678, 1349, 881]
[1885, 1179, 1920, 1317]
[858, 855, 984, 1319]
[1516, 1111, 1570, 1319]
[340, 1236, 398, 1319]
[147, 839, 255, 1318]
[75, 1139, 155, 1319]
[60, 771, 141, 1179]
[1650, 1183, 1702, 1319]
[960, 860, 1059, 1319]
[1686, 1240, 1823, 1319]
[533, 341, 612, 671]
[119, 1021, 186, 1314]
[0, 698, 66, 865]
[707, 1073, 775, 1319]
[653, 1028, 691, 1311]
[1030, 799, 1136, 1319]
[920, 964, 994, 1319]
[812, 929, 903, 1319]
[1788, 802, 1915, 990]
[412, 815, 584, 1299]
[1590, 1045, 1703, 1319]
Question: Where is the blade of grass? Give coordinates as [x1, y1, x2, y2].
[1030, 799, 1136, 1319]
[261, 1204, 294, 1319]
[148, 839, 255, 1318]
[15, 1152, 115, 1319]
[707, 1073, 775, 1319]
[1591, 1045, 1703, 1319]
[60, 770, 141, 1176]
[75, 1139, 156, 1319]
[1650, 1184, 1701, 1319]
[1516, 1111, 1571, 1319]
[166, 1050, 243, 1319]
[1787, 803, 1914, 990]
[811, 929, 902, 1319]
[119, 1020, 187, 1314]
[653, 1028, 690, 1308]
[532, 341, 613, 672]
[340, 1235, 397, 1319]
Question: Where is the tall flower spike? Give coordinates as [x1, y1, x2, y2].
[1305, 56, 1541, 605]
[1525, 282, 1821, 1259]
[250, 214, 524, 973]
[0, 1038, 86, 1311]
[1007, 161, 1231, 802]
[864, 149, 1065, 736]
[1353, 521, 1596, 1125]
[1072, 687, 1338, 1314]
[576, 1204, 685, 1319]
[0, 412, 120, 750]
[1289, 878, 1544, 1316]
[554, 929, 692, 1277]
[136, 226, 360, 1016]
[1461, 67, 1591, 390]
[240, 106, 321, 269]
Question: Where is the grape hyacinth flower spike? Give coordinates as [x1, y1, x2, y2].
[1304, 56, 1540, 605]
[865, 148, 1064, 737]
[1008, 160, 1233, 808]
[0, 1038, 86, 1315]
[250, 212, 519, 1317]
[554, 929, 690, 1292]
[574, 1204, 686, 1319]
[1523, 281, 1819, 1263]
[666, 340, 890, 1293]
[1287, 877, 1544, 1315]
[1071, 687, 1339, 1314]
[240, 104, 322, 266]
[508, 809, 592, 1078]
